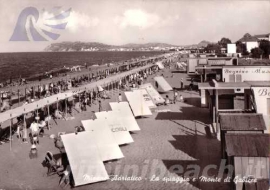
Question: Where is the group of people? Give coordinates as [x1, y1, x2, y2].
[164, 90, 184, 105]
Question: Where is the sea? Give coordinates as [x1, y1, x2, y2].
[0, 51, 164, 83]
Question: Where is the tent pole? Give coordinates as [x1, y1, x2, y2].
[10, 118, 12, 151]
[65, 98, 67, 117]
[47, 105, 50, 130]
[25, 88, 27, 102]
[23, 112, 27, 142]
[18, 90, 20, 106]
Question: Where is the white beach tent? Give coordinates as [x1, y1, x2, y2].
[155, 61, 164, 69]
[109, 102, 134, 117]
[61, 132, 109, 186]
[81, 120, 124, 161]
[132, 89, 157, 109]
[81, 118, 134, 145]
[95, 110, 140, 131]
[124, 91, 152, 117]
[154, 76, 173, 92]
[139, 83, 165, 105]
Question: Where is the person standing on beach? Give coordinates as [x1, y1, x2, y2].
[118, 93, 122, 102]
[98, 100, 102, 112]
[180, 78, 184, 89]
[173, 90, 178, 104]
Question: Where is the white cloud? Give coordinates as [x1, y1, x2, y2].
[66, 11, 99, 32]
[114, 9, 160, 29]
[114, 9, 180, 30]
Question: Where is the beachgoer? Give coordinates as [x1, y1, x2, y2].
[118, 93, 122, 102]
[98, 100, 102, 112]
[173, 90, 178, 104]
[54, 109, 63, 119]
[59, 165, 71, 188]
[0, 99, 11, 112]
[29, 144, 38, 159]
[179, 95, 184, 102]
[38, 120, 46, 137]
[189, 79, 194, 91]
[30, 120, 39, 136]
[164, 95, 170, 105]
[180, 78, 184, 89]
[23, 99, 29, 105]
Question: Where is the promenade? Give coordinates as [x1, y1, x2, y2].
[0, 63, 156, 125]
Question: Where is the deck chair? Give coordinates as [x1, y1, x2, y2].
[45, 151, 63, 176]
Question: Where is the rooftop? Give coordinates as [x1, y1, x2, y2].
[238, 32, 270, 42]
[198, 81, 251, 90]
[253, 33, 270, 38]
[219, 113, 266, 131]
[225, 133, 269, 157]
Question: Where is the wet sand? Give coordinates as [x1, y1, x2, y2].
[0, 68, 231, 190]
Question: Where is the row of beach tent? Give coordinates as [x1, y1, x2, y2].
[61, 81, 173, 186]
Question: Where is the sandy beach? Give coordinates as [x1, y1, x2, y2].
[0, 68, 231, 190]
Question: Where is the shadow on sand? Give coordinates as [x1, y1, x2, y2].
[183, 97, 201, 107]
[155, 107, 211, 124]
[163, 135, 231, 190]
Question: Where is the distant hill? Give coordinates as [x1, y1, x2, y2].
[44, 41, 115, 52]
[44, 42, 179, 52]
[183, 40, 213, 48]
[44, 41, 214, 52]
[197, 40, 212, 47]
[122, 43, 178, 48]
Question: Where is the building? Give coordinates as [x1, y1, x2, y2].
[187, 57, 238, 74]
[227, 44, 236, 54]
[237, 33, 270, 52]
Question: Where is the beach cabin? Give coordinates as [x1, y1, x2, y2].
[195, 65, 270, 83]
[219, 113, 266, 159]
[154, 76, 173, 93]
[225, 133, 269, 190]
[251, 86, 270, 130]
[187, 58, 198, 73]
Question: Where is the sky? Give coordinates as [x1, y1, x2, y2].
[0, 0, 269, 52]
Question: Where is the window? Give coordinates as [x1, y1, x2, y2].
[235, 74, 242, 82]
[229, 74, 235, 82]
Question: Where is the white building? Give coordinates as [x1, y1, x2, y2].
[227, 44, 236, 54]
[238, 33, 270, 52]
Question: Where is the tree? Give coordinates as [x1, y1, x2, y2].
[251, 47, 264, 58]
[204, 43, 221, 53]
[236, 41, 249, 55]
[259, 40, 270, 59]
[218, 38, 232, 48]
